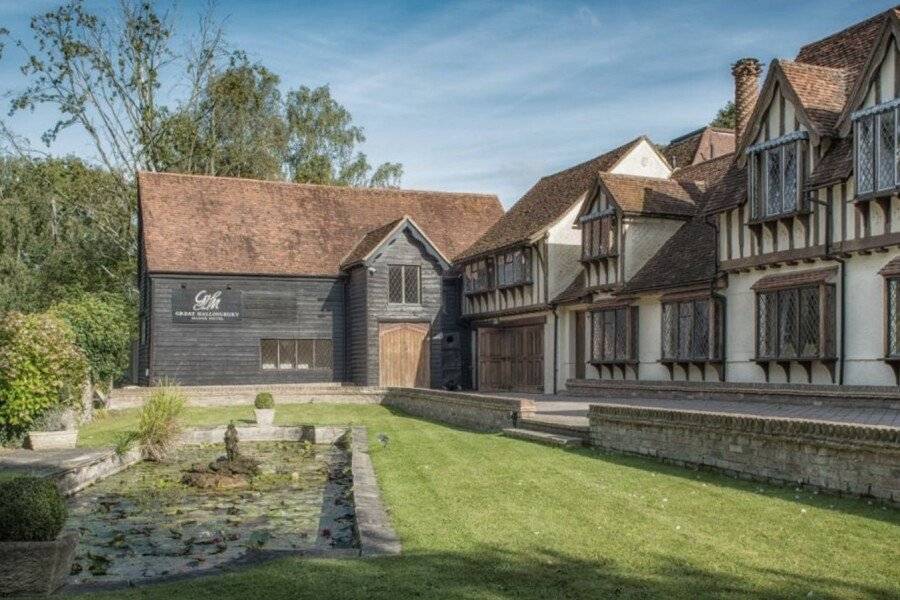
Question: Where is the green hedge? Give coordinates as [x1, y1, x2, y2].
[0, 312, 87, 434]
[0, 476, 67, 542]
[254, 392, 275, 409]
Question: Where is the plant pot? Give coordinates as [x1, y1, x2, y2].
[26, 430, 78, 451]
[0, 530, 79, 596]
[254, 409, 275, 426]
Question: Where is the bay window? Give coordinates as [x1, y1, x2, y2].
[464, 257, 495, 294]
[887, 277, 900, 358]
[496, 247, 532, 287]
[853, 100, 900, 197]
[747, 133, 807, 220]
[582, 214, 616, 260]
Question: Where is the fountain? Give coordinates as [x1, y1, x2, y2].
[181, 423, 261, 490]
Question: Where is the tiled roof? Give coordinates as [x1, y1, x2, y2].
[777, 60, 851, 135]
[598, 173, 701, 218]
[454, 137, 644, 262]
[751, 266, 838, 291]
[671, 152, 734, 186]
[138, 172, 503, 277]
[807, 136, 853, 190]
[664, 127, 734, 168]
[340, 217, 404, 269]
[795, 8, 891, 77]
[701, 158, 746, 214]
[621, 219, 718, 294]
[553, 272, 589, 305]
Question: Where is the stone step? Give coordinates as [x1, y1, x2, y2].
[501, 428, 584, 447]
[517, 417, 590, 442]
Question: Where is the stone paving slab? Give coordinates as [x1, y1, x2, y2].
[0, 447, 114, 478]
[497, 393, 900, 429]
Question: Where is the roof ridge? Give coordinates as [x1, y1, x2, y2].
[540, 135, 645, 180]
[137, 170, 500, 200]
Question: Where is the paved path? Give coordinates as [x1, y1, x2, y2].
[0, 447, 112, 477]
[500, 393, 900, 429]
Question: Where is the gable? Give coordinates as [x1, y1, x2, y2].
[610, 137, 672, 178]
[342, 217, 450, 271]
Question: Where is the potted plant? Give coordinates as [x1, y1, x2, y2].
[26, 406, 78, 451]
[0, 476, 79, 596]
[254, 392, 275, 426]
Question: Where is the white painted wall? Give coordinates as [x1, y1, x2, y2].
[546, 199, 585, 301]
[611, 138, 671, 178]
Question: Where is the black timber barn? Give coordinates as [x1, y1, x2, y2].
[136, 172, 503, 388]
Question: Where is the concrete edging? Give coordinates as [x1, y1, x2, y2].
[349, 427, 401, 556]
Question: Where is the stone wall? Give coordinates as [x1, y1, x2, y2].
[589, 403, 900, 502]
[108, 383, 382, 409]
[382, 388, 536, 432]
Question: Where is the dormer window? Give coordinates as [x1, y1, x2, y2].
[747, 132, 808, 220]
[464, 257, 495, 295]
[496, 247, 532, 288]
[581, 211, 616, 260]
[852, 99, 900, 198]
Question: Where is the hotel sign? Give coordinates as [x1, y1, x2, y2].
[172, 288, 242, 323]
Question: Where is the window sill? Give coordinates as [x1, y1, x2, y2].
[590, 358, 637, 365]
[465, 288, 495, 297]
[581, 253, 618, 262]
[854, 189, 896, 205]
[659, 358, 722, 364]
[496, 281, 533, 291]
[747, 210, 810, 227]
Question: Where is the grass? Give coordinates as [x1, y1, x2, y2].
[65, 404, 900, 598]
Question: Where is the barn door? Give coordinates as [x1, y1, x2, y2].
[476, 324, 544, 392]
[379, 323, 430, 387]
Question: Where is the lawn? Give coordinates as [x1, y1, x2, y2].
[64, 404, 900, 599]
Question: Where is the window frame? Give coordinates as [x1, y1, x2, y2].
[660, 297, 723, 362]
[754, 284, 835, 362]
[495, 247, 533, 289]
[589, 306, 638, 364]
[748, 138, 806, 221]
[853, 100, 900, 201]
[885, 276, 900, 359]
[260, 338, 333, 371]
[388, 264, 422, 305]
[581, 213, 617, 260]
[463, 257, 495, 295]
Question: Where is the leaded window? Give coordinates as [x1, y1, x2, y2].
[661, 298, 722, 361]
[496, 248, 532, 287]
[853, 102, 900, 197]
[464, 258, 495, 294]
[887, 278, 900, 357]
[388, 264, 420, 304]
[756, 285, 833, 360]
[748, 139, 805, 219]
[582, 215, 616, 259]
[591, 306, 637, 362]
[260, 339, 332, 370]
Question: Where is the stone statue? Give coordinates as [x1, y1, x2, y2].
[225, 422, 239, 462]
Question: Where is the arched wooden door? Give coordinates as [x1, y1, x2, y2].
[379, 323, 430, 387]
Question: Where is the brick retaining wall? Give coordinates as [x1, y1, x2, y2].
[568, 378, 900, 409]
[382, 388, 536, 432]
[588, 403, 900, 502]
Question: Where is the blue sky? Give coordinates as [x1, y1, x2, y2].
[0, 0, 890, 205]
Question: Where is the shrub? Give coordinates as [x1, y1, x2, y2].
[0, 312, 88, 435]
[30, 406, 72, 432]
[136, 383, 186, 461]
[49, 292, 134, 389]
[254, 392, 274, 409]
[0, 476, 67, 542]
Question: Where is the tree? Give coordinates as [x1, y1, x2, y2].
[711, 101, 736, 129]
[0, 157, 135, 314]
[158, 54, 288, 180]
[285, 85, 402, 187]
[11, 0, 225, 174]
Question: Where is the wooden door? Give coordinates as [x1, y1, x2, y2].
[379, 323, 430, 387]
[477, 324, 543, 392]
[575, 311, 586, 379]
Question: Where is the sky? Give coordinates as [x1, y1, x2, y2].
[0, 0, 891, 206]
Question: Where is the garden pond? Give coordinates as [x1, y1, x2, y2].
[65, 440, 356, 586]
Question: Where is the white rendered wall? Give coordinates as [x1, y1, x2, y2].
[611, 138, 671, 178]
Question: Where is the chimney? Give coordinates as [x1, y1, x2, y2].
[731, 58, 762, 146]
